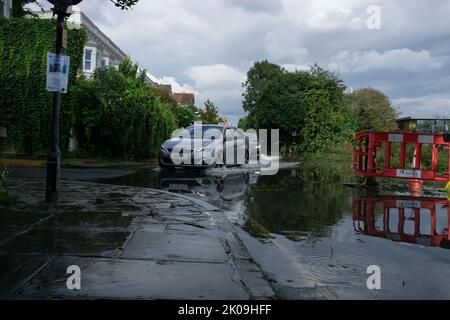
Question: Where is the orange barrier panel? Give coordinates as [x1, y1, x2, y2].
[353, 195, 450, 248]
[354, 131, 450, 182]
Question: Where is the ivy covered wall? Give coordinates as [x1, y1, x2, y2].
[0, 18, 87, 155]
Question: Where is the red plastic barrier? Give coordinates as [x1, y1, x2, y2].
[353, 195, 450, 248]
[354, 131, 450, 182]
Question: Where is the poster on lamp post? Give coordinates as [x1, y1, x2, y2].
[46, 52, 70, 93]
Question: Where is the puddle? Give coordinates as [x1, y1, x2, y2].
[98, 158, 450, 299]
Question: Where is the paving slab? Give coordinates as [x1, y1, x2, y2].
[18, 256, 249, 300]
[0, 255, 51, 296]
[165, 223, 209, 235]
[121, 231, 228, 263]
[0, 178, 275, 299]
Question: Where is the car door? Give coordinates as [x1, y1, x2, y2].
[234, 129, 246, 164]
[223, 128, 246, 165]
[223, 128, 235, 165]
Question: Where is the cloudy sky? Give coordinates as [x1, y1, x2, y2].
[39, 0, 450, 124]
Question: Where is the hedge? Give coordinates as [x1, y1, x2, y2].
[72, 61, 177, 159]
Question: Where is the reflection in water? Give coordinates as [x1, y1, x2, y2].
[99, 162, 450, 299]
[101, 164, 450, 249]
[101, 163, 354, 239]
[101, 168, 253, 212]
[158, 170, 250, 211]
[244, 165, 354, 240]
[353, 195, 450, 249]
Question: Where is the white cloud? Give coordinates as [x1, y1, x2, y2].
[264, 29, 309, 63]
[28, 0, 450, 123]
[185, 64, 246, 91]
[305, 8, 365, 31]
[225, 0, 283, 14]
[329, 49, 443, 73]
[183, 64, 247, 118]
[282, 64, 310, 72]
[162, 76, 198, 94]
[393, 96, 450, 118]
[145, 72, 198, 94]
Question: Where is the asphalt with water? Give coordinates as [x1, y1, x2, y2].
[5, 162, 450, 299]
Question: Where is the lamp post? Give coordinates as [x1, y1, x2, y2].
[45, 0, 83, 203]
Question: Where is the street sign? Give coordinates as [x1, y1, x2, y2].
[46, 52, 70, 93]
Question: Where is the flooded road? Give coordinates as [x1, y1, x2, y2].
[98, 156, 450, 300]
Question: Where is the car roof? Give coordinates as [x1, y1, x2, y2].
[186, 124, 236, 129]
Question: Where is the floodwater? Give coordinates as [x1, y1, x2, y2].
[100, 156, 450, 300]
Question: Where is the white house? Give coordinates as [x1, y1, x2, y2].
[35, 6, 161, 87]
[35, 6, 127, 77]
[0, 0, 12, 19]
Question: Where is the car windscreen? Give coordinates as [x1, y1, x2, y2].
[186, 126, 225, 138]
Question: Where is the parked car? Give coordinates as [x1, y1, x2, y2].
[159, 124, 259, 169]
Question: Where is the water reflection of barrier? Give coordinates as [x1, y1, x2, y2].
[353, 131, 450, 182]
[353, 195, 450, 248]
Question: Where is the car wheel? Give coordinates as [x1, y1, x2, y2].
[159, 157, 174, 169]
[245, 149, 249, 165]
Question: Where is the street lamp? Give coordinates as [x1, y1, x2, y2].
[45, 0, 83, 203]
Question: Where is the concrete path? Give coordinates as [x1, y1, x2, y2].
[0, 178, 274, 300]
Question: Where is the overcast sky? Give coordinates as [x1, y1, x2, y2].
[38, 0, 450, 124]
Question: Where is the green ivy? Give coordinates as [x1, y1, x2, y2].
[0, 18, 87, 155]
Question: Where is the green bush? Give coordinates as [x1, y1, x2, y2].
[73, 60, 177, 159]
[243, 63, 352, 153]
[0, 161, 8, 192]
[176, 104, 199, 128]
[344, 88, 399, 132]
[0, 18, 87, 155]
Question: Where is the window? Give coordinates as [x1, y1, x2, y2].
[96, 52, 101, 68]
[84, 49, 93, 71]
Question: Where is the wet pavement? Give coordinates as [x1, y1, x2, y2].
[0, 178, 273, 299]
[96, 159, 450, 300]
[5, 157, 450, 300]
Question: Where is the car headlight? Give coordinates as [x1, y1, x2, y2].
[161, 144, 168, 152]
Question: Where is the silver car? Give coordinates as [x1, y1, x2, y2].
[159, 124, 259, 169]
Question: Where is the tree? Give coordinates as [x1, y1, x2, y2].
[176, 104, 199, 128]
[12, 0, 33, 17]
[73, 59, 176, 159]
[344, 88, 399, 132]
[237, 116, 256, 130]
[110, 0, 139, 10]
[241, 61, 352, 152]
[199, 100, 221, 124]
[12, 0, 139, 18]
[217, 116, 229, 125]
[154, 88, 178, 115]
[242, 60, 284, 116]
